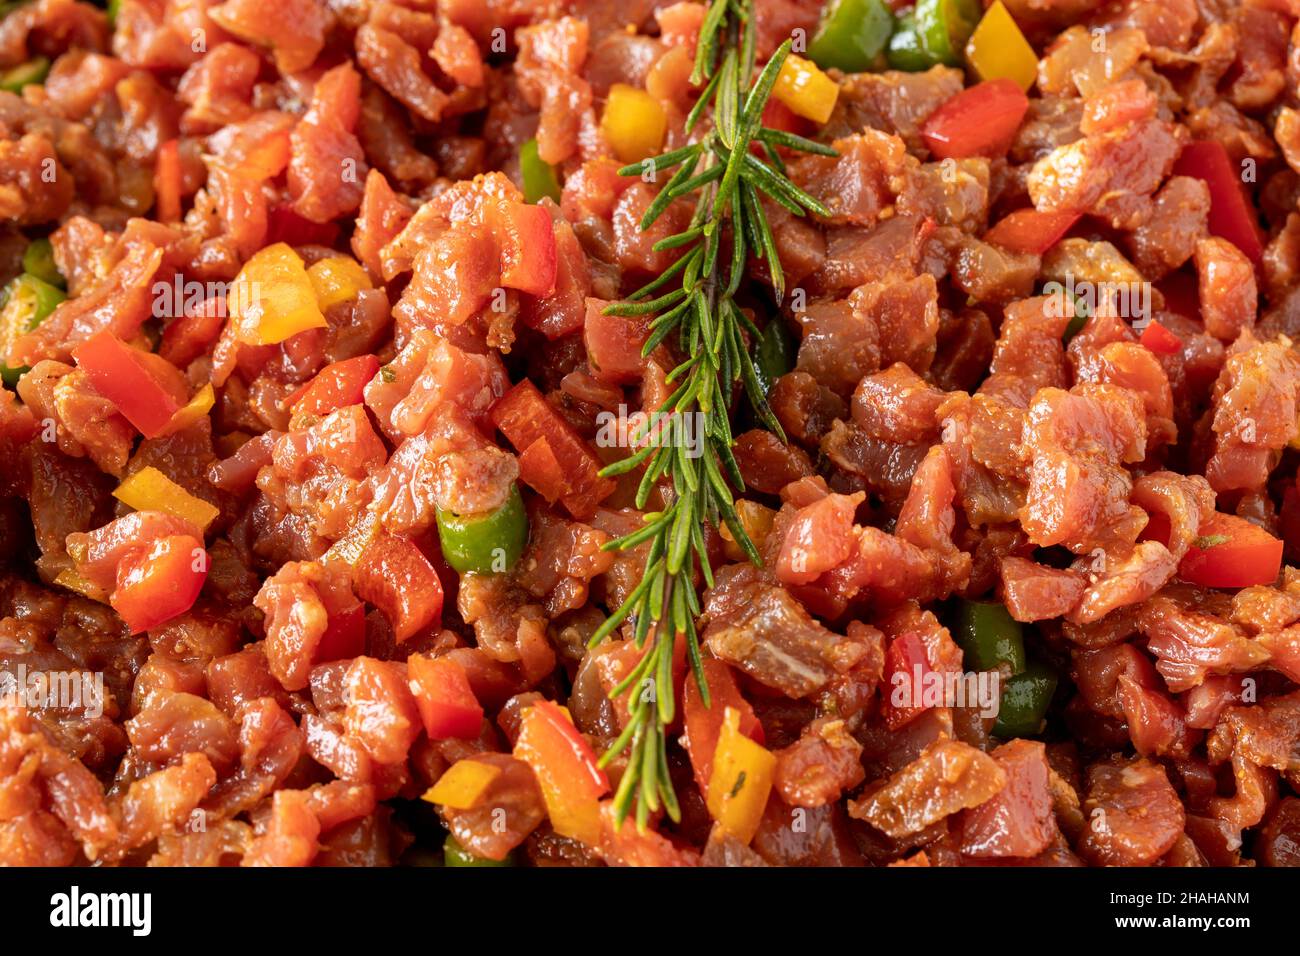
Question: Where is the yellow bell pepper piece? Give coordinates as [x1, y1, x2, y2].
[158, 383, 215, 437]
[601, 83, 668, 164]
[966, 1, 1038, 93]
[772, 54, 839, 125]
[720, 499, 776, 562]
[423, 758, 502, 810]
[54, 568, 108, 603]
[705, 706, 776, 844]
[307, 256, 373, 310]
[113, 466, 220, 533]
[231, 242, 327, 346]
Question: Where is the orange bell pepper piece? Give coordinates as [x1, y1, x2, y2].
[514, 699, 609, 846]
[154, 138, 182, 223]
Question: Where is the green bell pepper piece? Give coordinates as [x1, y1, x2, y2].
[808, 0, 895, 73]
[0, 56, 49, 93]
[992, 661, 1058, 738]
[1061, 292, 1089, 342]
[21, 238, 63, 289]
[1, 273, 66, 386]
[400, 847, 445, 867]
[444, 834, 513, 867]
[520, 138, 562, 204]
[886, 13, 931, 72]
[436, 482, 529, 575]
[914, 0, 981, 67]
[953, 599, 1026, 674]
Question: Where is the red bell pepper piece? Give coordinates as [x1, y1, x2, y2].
[1171, 141, 1264, 263]
[490, 380, 615, 519]
[1139, 320, 1182, 356]
[1179, 513, 1283, 589]
[352, 532, 443, 642]
[290, 355, 380, 422]
[920, 79, 1029, 160]
[882, 632, 934, 730]
[112, 534, 208, 634]
[408, 654, 484, 739]
[314, 602, 367, 663]
[154, 139, 183, 223]
[1154, 271, 1199, 319]
[983, 209, 1080, 256]
[494, 201, 557, 298]
[72, 330, 189, 438]
[681, 658, 764, 795]
[265, 204, 342, 247]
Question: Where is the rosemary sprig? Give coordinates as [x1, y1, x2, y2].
[587, 1, 835, 829]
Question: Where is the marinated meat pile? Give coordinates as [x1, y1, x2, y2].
[0, 0, 1298, 868]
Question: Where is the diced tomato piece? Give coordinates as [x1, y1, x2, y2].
[1179, 513, 1283, 589]
[1172, 140, 1264, 263]
[681, 658, 764, 795]
[495, 202, 557, 297]
[881, 632, 933, 730]
[408, 654, 484, 739]
[920, 79, 1029, 160]
[111, 534, 208, 634]
[490, 380, 615, 519]
[353, 532, 444, 641]
[72, 330, 189, 438]
[983, 209, 1081, 255]
[1139, 320, 1182, 356]
[583, 298, 648, 384]
[154, 138, 183, 223]
[290, 355, 380, 423]
[314, 603, 367, 663]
